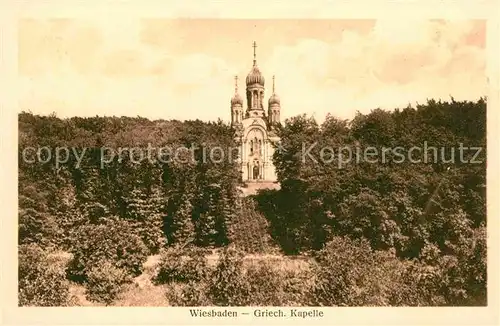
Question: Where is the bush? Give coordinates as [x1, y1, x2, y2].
[165, 246, 250, 306]
[279, 266, 316, 306]
[18, 244, 72, 306]
[395, 258, 446, 306]
[208, 246, 250, 306]
[166, 281, 213, 306]
[18, 206, 62, 248]
[85, 260, 131, 305]
[394, 228, 488, 306]
[153, 246, 210, 284]
[242, 260, 315, 306]
[244, 261, 283, 305]
[162, 246, 315, 307]
[67, 217, 148, 281]
[310, 236, 407, 306]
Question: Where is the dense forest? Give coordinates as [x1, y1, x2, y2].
[18, 97, 487, 306]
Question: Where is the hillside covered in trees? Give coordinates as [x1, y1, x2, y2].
[18, 98, 487, 306]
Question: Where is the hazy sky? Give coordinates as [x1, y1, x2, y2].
[18, 19, 486, 123]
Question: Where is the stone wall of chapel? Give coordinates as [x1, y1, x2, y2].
[238, 121, 278, 182]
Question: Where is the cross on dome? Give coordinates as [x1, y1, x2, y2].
[252, 41, 257, 66]
[246, 41, 265, 86]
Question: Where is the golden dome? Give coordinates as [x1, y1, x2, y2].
[246, 41, 265, 86]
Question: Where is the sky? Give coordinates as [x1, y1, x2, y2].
[18, 19, 486, 123]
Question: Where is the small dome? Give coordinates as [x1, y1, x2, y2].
[268, 75, 279, 105]
[246, 65, 265, 86]
[268, 93, 280, 106]
[231, 93, 243, 106]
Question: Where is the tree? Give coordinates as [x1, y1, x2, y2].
[123, 187, 167, 254]
[67, 217, 148, 281]
[18, 244, 73, 306]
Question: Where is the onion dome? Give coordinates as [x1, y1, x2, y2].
[268, 93, 280, 105]
[246, 41, 265, 86]
[268, 75, 280, 105]
[231, 76, 243, 106]
[246, 65, 265, 86]
[231, 93, 243, 106]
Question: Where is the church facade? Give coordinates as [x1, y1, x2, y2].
[230, 42, 281, 183]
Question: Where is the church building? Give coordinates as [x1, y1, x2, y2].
[230, 42, 281, 184]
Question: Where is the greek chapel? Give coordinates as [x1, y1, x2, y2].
[230, 42, 281, 184]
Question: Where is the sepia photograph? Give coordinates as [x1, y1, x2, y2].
[7, 3, 497, 323]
